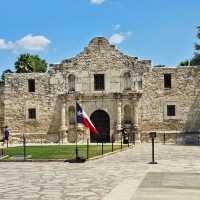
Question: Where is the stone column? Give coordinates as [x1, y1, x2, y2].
[133, 101, 138, 127]
[117, 101, 122, 131]
[133, 101, 141, 143]
[60, 103, 68, 143]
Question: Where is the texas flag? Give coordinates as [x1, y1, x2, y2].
[76, 102, 98, 134]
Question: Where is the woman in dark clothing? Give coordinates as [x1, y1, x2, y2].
[3, 126, 10, 147]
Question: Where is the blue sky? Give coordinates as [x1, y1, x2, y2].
[0, 0, 200, 73]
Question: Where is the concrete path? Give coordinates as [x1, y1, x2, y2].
[0, 144, 200, 199]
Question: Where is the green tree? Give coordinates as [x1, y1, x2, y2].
[190, 55, 200, 66]
[15, 53, 48, 73]
[1, 69, 13, 82]
[195, 26, 200, 52]
[179, 60, 190, 66]
[179, 26, 200, 66]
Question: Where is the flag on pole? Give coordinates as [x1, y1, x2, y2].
[76, 102, 98, 134]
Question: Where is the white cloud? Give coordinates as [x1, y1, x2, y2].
[90, 0, 105, 5]
[113, 24, 121, 30]
[0, 34, 50, 52]
[109, 31, 133, 45]
[0, 39, 13, 50]
[109, 33, 126, 44]
[15, 34, 50, 51]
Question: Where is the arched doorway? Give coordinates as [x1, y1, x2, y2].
[90, 110, 110, 143]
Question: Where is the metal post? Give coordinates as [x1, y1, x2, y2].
[133, 132, 135, 146]
[87, 139, 89, 159]
[23, 134, 26, 161]
[163, 133, 166, 145]
[102, 135, 104, 156]
[128, 137, 129, 147]
[112, 140, 114, 152]
[121, 131, 123, 151]
[152, 137, 154, 163]
[149, 136, 157, 164]
[75, 125, 79, 160]
[75, 143, 78, 160]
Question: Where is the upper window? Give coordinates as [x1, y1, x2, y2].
[68, 74, 75, 92]
[28, 79, 35, 92]
[167, 105, 176, 116]
[28, 108, 36, 119]
[94, 74, 104, 90]
[124, 72, 131, 90]
[164, 74, 171, 89]
[124, 105, 132, 123]
[138, 80, 143, 90]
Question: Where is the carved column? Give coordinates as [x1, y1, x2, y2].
[60, 102, 68, 143]
[133, 100, 141, 143]
[117, 101, 122, 131]
[133, 101, 138, 127]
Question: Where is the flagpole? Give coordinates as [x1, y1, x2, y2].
[75, 125, 78, 160]
[75, 103, 79, 160]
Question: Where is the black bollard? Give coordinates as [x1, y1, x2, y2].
[23, 134, 26, 161]
[163, 133, 166, 145]
[112, 140, 114, 152]
[127, 134, 130, 147]
[121, 136, 123, 151]
[102, 141, 104, 156]
[101, 135, 104, 156]
[149, 132, 157, 164]
[87, 139, 89, 159]
[75, 144, 78, 160]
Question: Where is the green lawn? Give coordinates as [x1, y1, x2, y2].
[4, 144, 129, 160]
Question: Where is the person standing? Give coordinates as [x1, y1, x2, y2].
[3, 126, 10, 147]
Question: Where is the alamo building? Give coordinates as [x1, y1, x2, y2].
[0, 37, 200, 143]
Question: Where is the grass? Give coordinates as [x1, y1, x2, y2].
[4, 144, 129, 160]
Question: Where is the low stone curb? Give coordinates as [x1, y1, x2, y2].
[0, 155, 9, 160]
[88, 146, 133, 161]
[0, 146, 133, 162]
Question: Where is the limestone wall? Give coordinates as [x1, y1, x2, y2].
[140, 67, 200, 141]
[0, 82, 4, 137]
[52, 37, 151, 94]
[4, 73, 61, 141]
[2, 37, 200, 144]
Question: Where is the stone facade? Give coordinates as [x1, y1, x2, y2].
[140, 67, 200, 142]
[0, 37, 200, 143]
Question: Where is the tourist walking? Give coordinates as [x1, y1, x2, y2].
[3, 126, 10, 147]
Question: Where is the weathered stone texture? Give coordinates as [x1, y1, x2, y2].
[0, 37, 200, 143]
[0, 82, 4, 137]
[140, 67, 200, 141]
[4, 73, 61, 140]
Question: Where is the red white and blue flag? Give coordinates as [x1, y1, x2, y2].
[76, 102, 98, 134]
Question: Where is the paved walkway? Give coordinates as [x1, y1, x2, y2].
[0, 144, 200, 199]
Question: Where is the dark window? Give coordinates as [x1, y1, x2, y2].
[138, 80, 143, 90]
[28, 79, 35, 92]
[28, 108, 36, 119]
[68, 74, 75, 92]
[164, 74, 171, 88]
[124, 72, 131, 90]
[167, 105, 176, 116]
[94, 74, 104, 90]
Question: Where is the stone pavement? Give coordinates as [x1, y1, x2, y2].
[0, 144, 200, 200]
